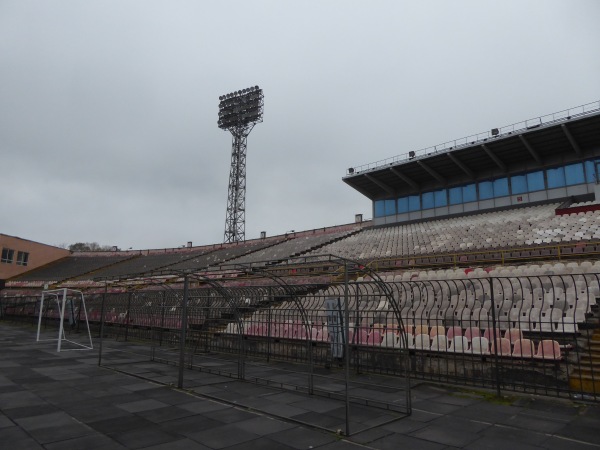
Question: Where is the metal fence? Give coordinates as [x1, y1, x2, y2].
[2, 272, 599, 406]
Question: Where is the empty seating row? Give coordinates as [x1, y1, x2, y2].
[308, 203, 600, 261]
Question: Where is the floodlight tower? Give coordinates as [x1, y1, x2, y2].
[218, 86, 264, 243]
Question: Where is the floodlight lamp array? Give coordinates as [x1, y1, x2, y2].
[218, 86, 264, 130]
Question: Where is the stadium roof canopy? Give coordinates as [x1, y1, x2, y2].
[343, 101, 600, 200]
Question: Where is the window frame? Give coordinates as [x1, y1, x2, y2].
[16, 251, 29, 266]
[1, 248, 14, 264]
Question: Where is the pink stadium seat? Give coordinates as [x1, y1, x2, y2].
[246, 324, 259, 336]
[295, 324, 309, 340]
[310, 327, 320, 341]
[355, 328, 370, 344]
[491, 337, 511, 356]
[464, 327, 481, 342]
[446, 326, 462, 341]
[504, 328, 523, 344]
[534, 340, 562, 360]
[366, 330, 382, 346]
[256, 323, 270, 337]
[484, 328, 503, 342]
[512, 338, 535, 358]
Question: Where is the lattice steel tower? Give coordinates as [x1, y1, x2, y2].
[218, 86, 264, 243]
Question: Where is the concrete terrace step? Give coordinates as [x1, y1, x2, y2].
[569, 373, 600, 395]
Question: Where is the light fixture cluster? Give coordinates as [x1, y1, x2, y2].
[218, 86, 264, 130]
[219, 86, 260, 101]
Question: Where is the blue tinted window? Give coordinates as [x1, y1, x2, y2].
[463, 184, 477, 202]
[422, 192, 434, 209]
[565, 162, 585, 186]
[585, 161, 598, 183]
[384, 199, 396, 215]
[374, 200, 385, 217]
[479, 181, 494, 200]
[547, 167, 566, 189]
[397, 197, 409, 214]
[527, 171, 545, 191]
[493, 178, 509, 197]
[449, 187, 462, 205]
[434, 189, 447, 207]
[408, 195, 420, 212]
[511, 175, 527, 195]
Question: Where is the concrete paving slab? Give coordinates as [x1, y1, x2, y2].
[15, 411, 80, 431]
[368, 432, 448, 450]
[410, 422, 481, 447]
[0, 390, 46, 409]
[3, 323, 600, 450]
[27, 421, 96, 445]
[268, 425, 338, 449]
[109, 426, 181, 449]
[234, 415, 297, 435]
[116, 398, 170, 413]
[178, 399, 231, 414]
[186, 423, 261, 448]
[43, 433, 128, 450]
[223, 436, 299, 450]
[0, 425, 45, 449]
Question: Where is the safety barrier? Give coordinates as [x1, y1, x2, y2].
[2, 272, 599, 404]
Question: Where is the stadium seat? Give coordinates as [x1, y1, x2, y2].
[446, 326, 462, 341]
[491, 337, 511, 356]
[512, 338, 535, 358]
[448, 336, 469, 353]
[504, 328, 523, 343]
[430, 335, 448, 352]
[464, 326, 481, 342]
[534, 339, 562, 360]
[414, 334, 431, 350]
[381, 331, 399, 347]
[470, 337, 490, 355]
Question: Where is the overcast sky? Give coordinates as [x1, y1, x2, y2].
[1, 1, 599, 250]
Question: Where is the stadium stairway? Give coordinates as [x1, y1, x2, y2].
[570, 306, 600, 395]
[570, 329, 600, 395]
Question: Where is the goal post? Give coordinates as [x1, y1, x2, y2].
[36, 288, 93, 352]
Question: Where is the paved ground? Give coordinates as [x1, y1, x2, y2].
[1, 322, 599, 449]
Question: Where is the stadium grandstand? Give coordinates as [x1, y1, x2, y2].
[3, 101, 600, 410]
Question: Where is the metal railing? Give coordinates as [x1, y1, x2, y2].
[346, 100, 600, 176]
[365, 241, 600, 271]
[2, 272, 599, 404]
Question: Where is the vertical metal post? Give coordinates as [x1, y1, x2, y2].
[124, 292, 132, 342]
[36, 291, 46, 342]
[267, 286, 272, 363]
[307, 298, 314, 395]
[354, 285, 360, 374]
[178, 275, 189, 389]
[159, 291, 166, 347]
[344, 263, 351, 437]
[81, 292, 93, 350]
[98, 283, 107, 366]
[57, 289, 67, 352]
[489, 278, 502, 398]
